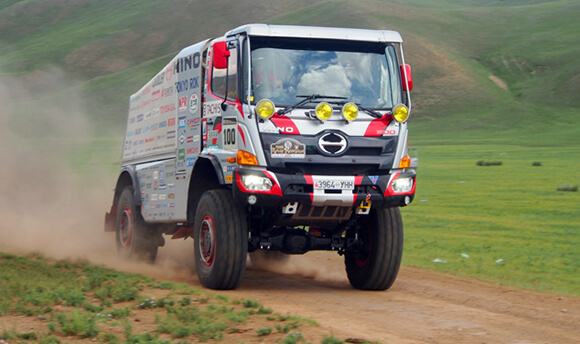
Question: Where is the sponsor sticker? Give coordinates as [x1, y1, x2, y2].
[271, 138, 306, 159]
[189, 94, 199, 114]
[179, 96, 188, 111]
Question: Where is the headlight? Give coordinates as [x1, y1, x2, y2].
[242, 175, 273, 191]
[393, 104, 409, 122]
[256, 99, 275, 119]
[315, 102, 333, 121]
[391, 177, 413, 193]
[342, 103, 358, 122]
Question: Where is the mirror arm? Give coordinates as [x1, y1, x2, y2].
[221, 56, 230, 111]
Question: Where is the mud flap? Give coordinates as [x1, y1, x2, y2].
[104, 206, 117, 232]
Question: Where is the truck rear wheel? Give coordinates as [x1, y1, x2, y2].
[115, 187, 159, 263]
[194, 189, 248, 290]
[345, 207, 403, 290]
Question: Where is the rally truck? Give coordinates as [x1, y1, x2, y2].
[105, 24, 416, 290]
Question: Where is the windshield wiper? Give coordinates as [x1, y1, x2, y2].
[277, 94, 347, 116]
[356, 104, 383, 119]
[277, 94, 385, 119]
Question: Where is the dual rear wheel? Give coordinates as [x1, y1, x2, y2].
[115, 187, 160, 263]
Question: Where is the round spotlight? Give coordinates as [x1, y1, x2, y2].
[256, 99, 275, 119]
[342, 103, 358, 122]
[393, 104, 409, 122]
[315, 102, 333, 121]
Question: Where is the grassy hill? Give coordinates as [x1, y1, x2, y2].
[2, 0, 579, 141]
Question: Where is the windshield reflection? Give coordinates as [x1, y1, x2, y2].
[250, 39, 401, 109]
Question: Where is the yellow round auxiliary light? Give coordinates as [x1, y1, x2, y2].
[342, 103, 358, 122]
[393, 104, 409, 122]
[315, 102, 333, 121]
[256, 99, 275, 119]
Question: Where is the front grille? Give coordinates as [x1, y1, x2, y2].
[260, 132, 397, 174]
[347, 147, 384, 156]
[281, 163, 380, 176]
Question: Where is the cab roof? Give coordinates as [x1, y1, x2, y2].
[225, 24, 403, 43]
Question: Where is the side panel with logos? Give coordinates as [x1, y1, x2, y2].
[136, 40, 209, 223]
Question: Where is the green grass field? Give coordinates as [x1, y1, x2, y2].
[0, 254, 324, 343]
[403, 144, 579, 295]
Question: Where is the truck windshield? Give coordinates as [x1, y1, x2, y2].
[249, 37, 402, 109]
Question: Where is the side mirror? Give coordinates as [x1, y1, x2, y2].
[400, 64, 413, 91]
[213, 41, 230, 69]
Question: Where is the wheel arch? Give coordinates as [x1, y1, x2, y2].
[106, 166, 142, 232]
[187, 156, 226, 222]
[113, 166, 142, 207]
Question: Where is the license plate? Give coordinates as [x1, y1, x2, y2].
[313, 177, 354, 190]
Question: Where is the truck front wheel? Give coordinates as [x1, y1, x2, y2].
[194, 189, 248, 290]
[345, 207, 403, 290]
[115, 187, 159, 263]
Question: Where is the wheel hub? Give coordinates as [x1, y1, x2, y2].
[199, 216, 215, 266]
[120, 208, 133, 249]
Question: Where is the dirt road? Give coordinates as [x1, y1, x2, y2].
[154, 244, 580, 344]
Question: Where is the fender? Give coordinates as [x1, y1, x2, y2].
[116, 165, 142, 205]
[194, 155, 226, 185]
[104, 165, 142, 232]
[185, 155, 227, 224]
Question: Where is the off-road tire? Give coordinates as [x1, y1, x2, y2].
[194, 189, 248, 290]
[115, 186, 159, 263]
[345, 207, 403, 290]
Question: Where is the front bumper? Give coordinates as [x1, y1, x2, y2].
[233, 167, 416, 209]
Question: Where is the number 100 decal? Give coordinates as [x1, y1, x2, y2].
[222, 118, 237, 151]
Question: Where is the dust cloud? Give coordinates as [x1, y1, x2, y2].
[247, 253, 348, 284]
[0, 66, 346, 287]
[0, 66, 201, 283]
[0, 67, 113, 261]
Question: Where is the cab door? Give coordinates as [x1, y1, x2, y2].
[202, 39, 241, 184]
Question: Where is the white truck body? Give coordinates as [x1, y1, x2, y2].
[106, 24, 416, 290]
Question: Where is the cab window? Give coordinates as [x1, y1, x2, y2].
[211, 45, 238, 100]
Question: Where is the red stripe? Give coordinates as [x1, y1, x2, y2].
[270, 114, 300, 135]
[263, 171, 283, 196]
[237, 124, 246, 147]
[364, 116, 392, 137]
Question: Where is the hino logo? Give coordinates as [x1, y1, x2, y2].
[318, 132, 348, 156]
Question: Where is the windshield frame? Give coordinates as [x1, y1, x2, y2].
[244, 36, 403, 110]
